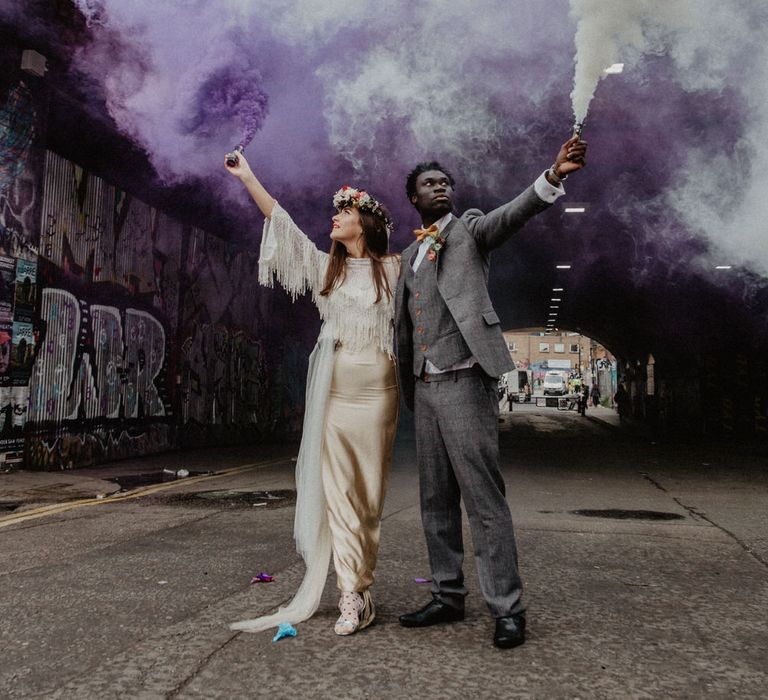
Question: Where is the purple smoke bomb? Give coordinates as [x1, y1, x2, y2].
[225, 145, 244, 168]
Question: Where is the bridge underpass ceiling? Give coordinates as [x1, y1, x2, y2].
[3, 1, 767, 362]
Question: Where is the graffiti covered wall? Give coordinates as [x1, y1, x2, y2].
[0, 40, 317, 470]
[24, 152, 179, 467]
[178, 226, 273, 447]
[0, 77, 44, 464]
[18, 149, 301, 469]
[0, 73, 307, 468]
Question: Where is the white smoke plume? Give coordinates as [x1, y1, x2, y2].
[286, 1, 573, 190]
[569, 0, 754, 124]
[569, 0, 768, 275]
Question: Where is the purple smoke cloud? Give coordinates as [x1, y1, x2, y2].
[7, 0, 767, 304]
[69, 0, 271, 183]
[187, 65, 269, 150]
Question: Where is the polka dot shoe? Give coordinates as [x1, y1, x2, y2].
[334, 590, 375, 636]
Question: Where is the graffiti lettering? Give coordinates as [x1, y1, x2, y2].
[29, 288, 166, 422]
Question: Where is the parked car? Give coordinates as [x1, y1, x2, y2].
[542, 371, 568, 396]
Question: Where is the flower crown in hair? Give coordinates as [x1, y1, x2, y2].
[332, 186, 393, 234]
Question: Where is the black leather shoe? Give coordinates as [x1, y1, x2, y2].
[399, 599, 465, 628]
[493, 613, 526, 649]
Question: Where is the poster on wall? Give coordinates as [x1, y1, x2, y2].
[0, 255, 14, 315]
[10, 319, 34, 384]
[0, 81, 43, 262]
[0, 385, 28, 454]
[0, 310, 11, 387]
[14, 258, 36, 318]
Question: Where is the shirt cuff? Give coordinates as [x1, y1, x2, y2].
[534, 171, 565, 203]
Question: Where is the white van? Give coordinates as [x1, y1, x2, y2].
[542, 371, 568, 396]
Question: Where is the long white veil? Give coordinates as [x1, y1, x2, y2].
[230, 337, 335, 632]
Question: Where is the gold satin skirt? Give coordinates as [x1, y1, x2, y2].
[322, 345, 399, 592]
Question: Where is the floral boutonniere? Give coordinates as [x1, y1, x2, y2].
[426, 234, 446, 262]
[414, 224, 447, 262]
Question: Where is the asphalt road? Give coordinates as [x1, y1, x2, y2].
[1, 406, 766, 699]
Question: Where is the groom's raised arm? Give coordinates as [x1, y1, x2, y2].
[463, 178, 560, 252]
[465, 135, 588, 252]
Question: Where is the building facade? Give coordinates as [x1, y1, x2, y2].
[503, 329, 616, 401]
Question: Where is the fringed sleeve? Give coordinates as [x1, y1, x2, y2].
[258, 202, 328, 302]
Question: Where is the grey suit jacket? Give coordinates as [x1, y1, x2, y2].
[395, 184, 551, 410]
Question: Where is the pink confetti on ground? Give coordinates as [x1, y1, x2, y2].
[250, 572, 274, 583]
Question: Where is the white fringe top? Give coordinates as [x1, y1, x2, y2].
[258, 202, 399, 356]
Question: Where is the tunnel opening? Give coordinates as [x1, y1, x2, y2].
[499, 327, 617, 414]
[498, 317, 768, 444]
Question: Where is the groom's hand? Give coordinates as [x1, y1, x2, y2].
[553, 135, 588, 178]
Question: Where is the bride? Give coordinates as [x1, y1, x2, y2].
[225, 151, 399, 635]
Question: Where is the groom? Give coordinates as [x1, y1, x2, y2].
[395, 135, 587, 648]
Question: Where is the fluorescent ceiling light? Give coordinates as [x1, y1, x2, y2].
[556, 264, 572, 269]
[551, 298, 561, 302]
[564, 207, 586, 214]
[604, 63, 624, 74]
[715, 265, 732, 270]
[550, 305, 559, 309]
[552, 288, 564, 291]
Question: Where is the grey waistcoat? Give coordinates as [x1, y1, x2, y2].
[405, 252, 471, 376]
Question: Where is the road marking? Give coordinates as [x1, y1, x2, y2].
[0, 458, 291, 530]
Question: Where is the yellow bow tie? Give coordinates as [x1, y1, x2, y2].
[414, 223, 439, 241]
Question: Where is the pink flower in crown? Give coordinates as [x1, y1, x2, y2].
[427, 249, 437, 262]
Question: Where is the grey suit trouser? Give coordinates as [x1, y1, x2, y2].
[414, 371, 524, 618]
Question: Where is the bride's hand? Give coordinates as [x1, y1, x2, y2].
[224, 150, 253, 179]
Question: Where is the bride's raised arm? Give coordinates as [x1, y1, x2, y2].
[224, 150, 276, 218]
[225, 151, 328, 302]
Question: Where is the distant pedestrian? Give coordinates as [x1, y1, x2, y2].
[590, 384, 601, 407]
[579, 384, 588, 416]
[614, 383, 629, 422]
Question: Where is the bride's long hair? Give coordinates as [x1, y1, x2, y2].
[319, 206, 394, 303]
